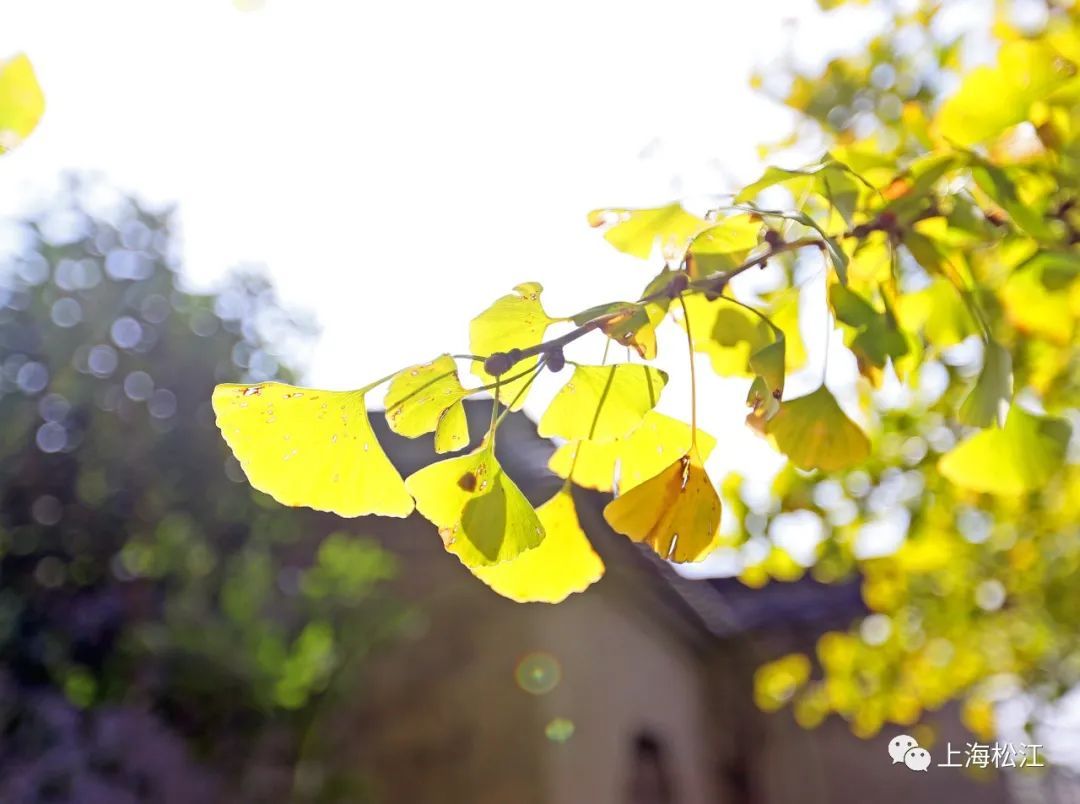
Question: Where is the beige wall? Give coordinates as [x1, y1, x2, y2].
[532, 588, 720, 804]
[335, 515, 721, 804]
[319, 514, 1019, 804]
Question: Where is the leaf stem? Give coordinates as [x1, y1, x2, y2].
[564, 338, 612, 484]
[474, 200, 942, 381]
[472, 364, 544, 394]
[359, 369, 406, 396]
[492, 362, 545, 433]
[677, 294, 698, 448]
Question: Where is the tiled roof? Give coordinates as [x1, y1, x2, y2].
[372, 399, 865, 639]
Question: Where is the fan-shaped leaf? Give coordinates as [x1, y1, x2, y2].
[469, 282, 558, 409]
[548, 412, 717, 493]
[684, 214, 761, 279]
[384, 354, 469, 453]
[1001, 259, 1077, 345]
[538, 364, 667, 442]
[470, 489, 604, 603]
[405, 441, 543, 567]
[767, 386, 870, 472]
[737, 157, 866, 225]
[895, 277, 977, 348]
[936, 39, 1078, 147]
[939, 405, 1070, 495]
[212, 383, 414, 517]
[603, 448, 721, 563]
[829, 284, 908, 379]
[680, 294, 771, 376]
[0, 53, 44, 153]
[958, 341, 1012, 428]
[433, 401, 469, 454]
[573, 301, 664, 359]
[746, 336, 785, 431]
[587, 203, 708, 259]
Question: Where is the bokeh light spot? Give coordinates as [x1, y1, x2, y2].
[31, 495, 63, 526]
[38, 393, 70, 423]
[140, 293, 171, 324]
[111, 316, 143, 349]
[36, 422, 67, 453]
[124, 370, 155, 402]
[545, 718, 575, 743]
[515, 652, 561, 695]
[50, 297, 82, 328]
[16, 361, 48, 394]
[149, 389, 178, 419]
[87, 345, 118, 378]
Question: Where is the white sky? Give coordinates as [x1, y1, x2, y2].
[0, 0, 887, 575]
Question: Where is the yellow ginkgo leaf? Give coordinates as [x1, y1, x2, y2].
[405, 440, 543, 567]
[471, 488, 604, 603]
[573, 301, 666, 360]
[895, 277, 977, 349]
[935, 39, 1078, 147]
[587, 203, 708, 260]
[433, 400, 469, 454]
[679, 291, 806, 379]
[384, 354, 469, 453]
[1001, 261, 1076, 346]
[680, 294, 771, 376]
[766, 385, 871, 472]
[684, 213, 761, 278]
[603, 448, 721, 563]
[737, 158, 865, 225]
[548, 411, 717, 493]
[212, 382, 414, 518]
[767, 290, 808, 372]
[606, 302, 665, 360]
[538, 364, 667, 442]
[958, 341, 1012, 428]
[469, 282, 558, 409]
[0, 53, 45, 153]
[939, 405, 1070, 496]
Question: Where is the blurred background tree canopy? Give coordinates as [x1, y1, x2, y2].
[0, 179, 404, 801]
[739, 0, 1080, 742]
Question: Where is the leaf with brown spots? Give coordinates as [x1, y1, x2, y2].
[212, 382, 413, 517]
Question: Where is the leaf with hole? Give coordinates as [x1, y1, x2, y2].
[405, 440, 543, 567]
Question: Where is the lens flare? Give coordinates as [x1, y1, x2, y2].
[514, 652, 561, 695]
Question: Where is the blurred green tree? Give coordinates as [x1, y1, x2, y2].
[0, 179, 402, 801]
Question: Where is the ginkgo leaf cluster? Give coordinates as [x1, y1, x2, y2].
[211, 0, 1077, 695]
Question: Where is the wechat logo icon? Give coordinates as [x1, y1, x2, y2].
[889, 734, 931, 772]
